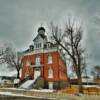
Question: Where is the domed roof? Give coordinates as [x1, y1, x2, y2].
[38, 27, 45, 32]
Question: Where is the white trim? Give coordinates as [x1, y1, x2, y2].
[23, 48, 58, 57]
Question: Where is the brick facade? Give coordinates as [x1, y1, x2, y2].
[21, 27, 68, 89]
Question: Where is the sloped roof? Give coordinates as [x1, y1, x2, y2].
[33, 34, 47, 41]
[23, 49, 30, 53]
[38, 27, 45, 32]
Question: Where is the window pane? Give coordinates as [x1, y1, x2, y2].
[36, 57, 40, 64]
[48, 55, 52, 64]
[26, 60, 30, 66]
[48, 68, 53, 78]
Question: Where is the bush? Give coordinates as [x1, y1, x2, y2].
[33, 77, 44, 89]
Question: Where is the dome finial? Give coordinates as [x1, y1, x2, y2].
[38, 25, 45, 33]
[41, 23, 43, 27]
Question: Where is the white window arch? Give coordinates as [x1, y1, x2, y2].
[48, 67, 53, 78]
[48, 55, 52, 64]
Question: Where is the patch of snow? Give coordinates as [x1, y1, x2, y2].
[30, 89, 54, 92]
[0, 92, 27, 97]
[20, 80, 35, 89]
[1, 88, 54, 92]
[0, 91, 56, 99]
[1, 88, 26, 91]
[83, 85, 100, 88]
[82, 78, 94, 83]
[0, 92, 13, 96]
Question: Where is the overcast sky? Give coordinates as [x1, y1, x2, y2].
[0, 0, 100, 70]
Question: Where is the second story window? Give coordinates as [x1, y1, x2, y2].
[35, 43, 41, 49]
[26, 60, 30, 66]
[35, 56, 40, 65]
[48, 55, 52, 64]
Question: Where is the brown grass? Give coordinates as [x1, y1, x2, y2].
[0, 88, 100, 100]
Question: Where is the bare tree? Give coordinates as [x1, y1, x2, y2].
[49, 18, 85, 93]
[0, 46, 22, 78]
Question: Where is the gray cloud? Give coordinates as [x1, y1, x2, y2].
[0, 0, 100, 67]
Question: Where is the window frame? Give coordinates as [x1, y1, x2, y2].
[48, 67, 53, 78]
[35, 56, 40, 65]
[48, 54, 52, 64]
[26, 60, 30, 66]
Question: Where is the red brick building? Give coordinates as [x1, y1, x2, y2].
[21, 27, 68, 89]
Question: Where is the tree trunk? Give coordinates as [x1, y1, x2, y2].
[78, 71, 83, 93]
[17, 70, 20, 78]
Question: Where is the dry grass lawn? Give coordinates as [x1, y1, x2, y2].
[0, 88, 100, 100]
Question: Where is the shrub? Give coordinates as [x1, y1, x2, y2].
[33, 77, 44, 89]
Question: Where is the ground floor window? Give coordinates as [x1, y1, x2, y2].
[48, 67, 53, 78]
[48, 82, 53, 89]
[25, 67, 30, 79]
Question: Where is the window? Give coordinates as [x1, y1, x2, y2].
[35, 43, 41, 48]
[26, 60, 30, 66]
[30, 45, 34, 51]
[48, 67, 53, 78]
[38, 43, 39, 48]
[48, 55, 52, 64]
[39, 43, 41, 48]
[25, 67, 29, 78]
[35, 56, 40, 65]
[35, 43, 38, 48]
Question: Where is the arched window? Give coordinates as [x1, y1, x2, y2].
[48, 55, 52, 64]
[25, 67, 29, 78]
[35, 43, 41, 49]
[26, 60, 30, 66]
[35, 56, 40, 65]
[48, 67, 53, 78]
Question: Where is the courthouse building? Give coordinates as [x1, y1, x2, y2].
[21, 27, 68, 89]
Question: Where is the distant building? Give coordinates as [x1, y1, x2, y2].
[21, 27, 68, 89]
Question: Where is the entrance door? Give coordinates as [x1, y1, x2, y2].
[34, 70, 40, 80]
[48, 82, 53, 89]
